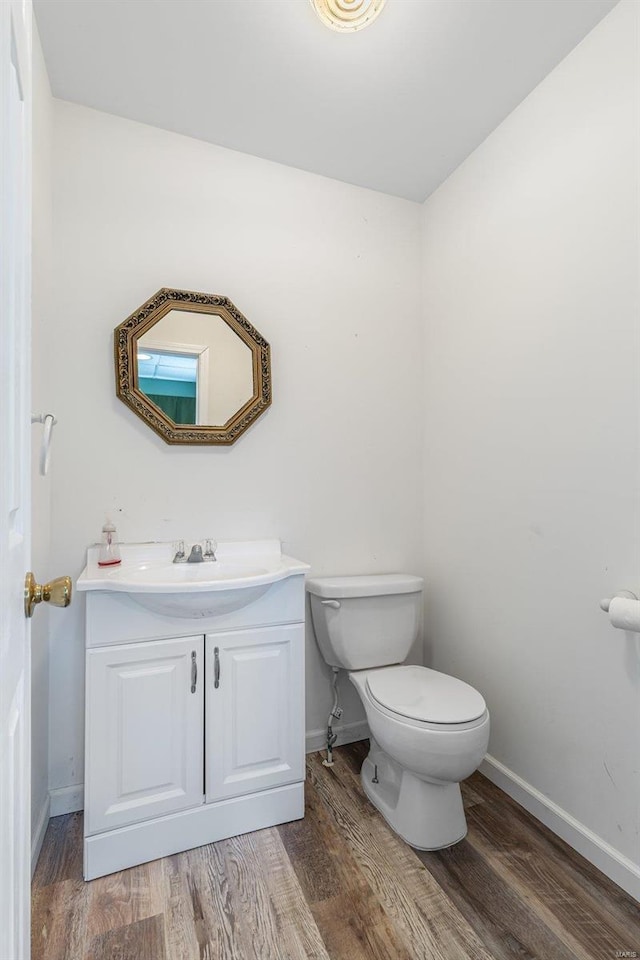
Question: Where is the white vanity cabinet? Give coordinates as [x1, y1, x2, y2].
[79, 541, 309, 881]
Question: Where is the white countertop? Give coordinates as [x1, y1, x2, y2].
[77, 540, 310, 594]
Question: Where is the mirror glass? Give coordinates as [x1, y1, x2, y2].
[137, 310, 254, 427]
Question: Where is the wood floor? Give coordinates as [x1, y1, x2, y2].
[32, 742, 640, 960]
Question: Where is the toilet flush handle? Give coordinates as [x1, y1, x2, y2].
[320, 599, 341, 609]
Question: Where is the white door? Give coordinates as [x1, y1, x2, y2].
[85, 635, 204, 835]
[206, 625, 305, 802]
[0, 1, 32, 958]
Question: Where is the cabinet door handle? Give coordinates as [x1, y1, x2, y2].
[214, 646, 220, 689]
[191, 650, 197, 693]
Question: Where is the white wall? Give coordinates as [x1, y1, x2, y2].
[31, 17, 53, 861]
[48, 101, 424, 796]
[422, 0, 639, 888]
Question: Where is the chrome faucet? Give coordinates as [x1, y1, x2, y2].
[173, 539, 217, 563]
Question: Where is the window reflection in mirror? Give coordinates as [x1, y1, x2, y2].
[137, 350, 198, 425]
[136, 310, 255, 427]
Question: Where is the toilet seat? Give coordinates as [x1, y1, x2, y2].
[365, 665, 486, 726]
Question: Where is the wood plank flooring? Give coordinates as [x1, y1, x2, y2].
[32, 742, 640, 960]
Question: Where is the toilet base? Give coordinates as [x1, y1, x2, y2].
[361, 739, 467, 850]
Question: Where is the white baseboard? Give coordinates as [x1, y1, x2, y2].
[305, 720, 369, 754]
[31, 794, 50, 877]
[480, 754, 640, 902]
[49, 783, 84, 817]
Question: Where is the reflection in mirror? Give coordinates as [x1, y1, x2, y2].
[137, 310, 255, 427]
[137, 350, 198, 425]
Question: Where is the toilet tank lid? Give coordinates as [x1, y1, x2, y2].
[306, 574, 423, 599]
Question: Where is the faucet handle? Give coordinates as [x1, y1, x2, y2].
[173, 540, 186, 563]
[204, 539, 217, 561]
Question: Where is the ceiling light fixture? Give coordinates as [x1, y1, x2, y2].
[310, 0, 386, 33]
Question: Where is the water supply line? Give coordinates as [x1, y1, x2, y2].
[322, 667, 342, 767]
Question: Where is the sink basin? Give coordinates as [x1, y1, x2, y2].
[77, 540, 310, 618]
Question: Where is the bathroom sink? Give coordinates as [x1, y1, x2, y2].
[77, 540, 309, 618]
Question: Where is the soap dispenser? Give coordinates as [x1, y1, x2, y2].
[98, 519, 121, 567]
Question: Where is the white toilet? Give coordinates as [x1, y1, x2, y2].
[307, 573, 490, 850]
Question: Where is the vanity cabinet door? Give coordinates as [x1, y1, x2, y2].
[205, 624, 304, 802]
[85, 635, 204, 835]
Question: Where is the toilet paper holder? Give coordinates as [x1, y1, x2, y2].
[599, 590, 638, 613]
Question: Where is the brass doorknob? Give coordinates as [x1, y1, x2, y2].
[25, 572, 72, 619]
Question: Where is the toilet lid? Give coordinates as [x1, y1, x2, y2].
[366, 665, 486, 724]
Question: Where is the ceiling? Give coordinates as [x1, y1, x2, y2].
[34, 0, 618, 202]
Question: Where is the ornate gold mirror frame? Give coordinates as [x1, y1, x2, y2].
[114, 288, 271, 445]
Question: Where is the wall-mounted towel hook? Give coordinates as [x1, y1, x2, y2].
[31, 413, 57, 476]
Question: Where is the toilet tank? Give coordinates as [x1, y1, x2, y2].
[307, 574, 423, 670]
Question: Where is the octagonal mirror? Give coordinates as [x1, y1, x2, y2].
[114, 288, 271, 444]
